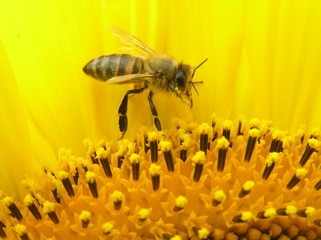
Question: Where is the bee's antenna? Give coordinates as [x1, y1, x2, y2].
[191, 58, 208, 79]
[191, 82, 199, 96]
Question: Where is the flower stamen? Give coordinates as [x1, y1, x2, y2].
[59, 171, 75, 197]
[179, 131, 191, 162]
[222, 120, 232, 145]
[148, 132, 158, 163]
[198, 123, 212, 154]
[15, 224, 29, 240]
[102, 222, 114, 235]
[79, 210, 91, 228]
[86, 171, 98, 198]
[160, 140, 174, 172]
[24, 194, 42, 220]
[286, 168, 308, 189]
[269, 130, 285, 153]
[149, 163, 161, 191]
[173, 195, 188, 211]
[96, 147, 113, 178]
[192, 151, 206, 182]
[238, 181, 254, 198]
[262, 152, 281, 180]
[43, 201, 59, 224]
[130, 153, 141, 181]
[232, 211, 253, 223]
[256, 208, 276, 219]
[217, 137, 229, 171]
[212, 189, 226, 206]
[244, 128, 259, 162]
[276, 205, 297, 216]
[111, 190, 124, 210]
[0, 221, 6, 238]
[299, 138, 321, 166]
[2, 196, 23, 221]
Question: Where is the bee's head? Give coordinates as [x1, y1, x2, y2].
[169, 59, 208, 108]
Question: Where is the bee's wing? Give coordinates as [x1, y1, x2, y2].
[110, 25, 157, 56]
[106, 74, 155, 84]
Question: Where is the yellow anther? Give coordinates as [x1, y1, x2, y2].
[213, 190, 226, 202]
[23, 194, 34, 206]
[58, 170, 69, 180]
[264, 208, 276, 218]
[198, 227, 210, 239]
[249, 118, 261, 128]
[305, 207, 316, 217]
[295, 129, 305, 138]
[295, 168, 308, 179]
[179, 133, 191, 148]
[249, 128, 260, 138]
[81, 158, 91, 169]
[241, 211, 253, 222]
[272, 130, 285, 140]
[83, 138, 96, 157]
[285, 205, 297, 215]
[34, 193, 46, 206]
[170, 235, 182, 240]
[147, 132, 158, 141]
[159, 140, 172, 152]
[222, 120, 232, 130]
[175, 195, 188, 208]
[117, 139, 130, 154]
[95, 147, 108, 159]
[266, 152, 281, 167]
[308, 138, 321, 150]
[102, 222, 114, 234]
[79, 210, 91, 221]
[1, 196, 13, 207]
[85, 171, 96, 183]
[243, 181, 254, 191]
[22, 179, 40, 193]
[138, 208, 150, 220]
[149, 164, 161, 176]
[43, 201, 55, 214]
[198, 122, 212, 134]
[111, 191, 124, 202]
[217, 137, 229, 149]
[192, 151, 206, 164]
[15, 224, 27, 236]
[68, 161, 78, 177]
[311, 128, 321, 139]
[129, 153, 140, 164]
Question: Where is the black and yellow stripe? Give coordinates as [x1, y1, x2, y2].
[83, 54, 144, 81]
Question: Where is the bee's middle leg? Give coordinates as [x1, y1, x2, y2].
[148, 91, 162, 131]
[118, 87, 146, 138]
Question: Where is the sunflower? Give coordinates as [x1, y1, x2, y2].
[1, 0, 321, 239]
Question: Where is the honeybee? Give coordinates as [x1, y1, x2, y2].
[83, 25, 207, 138]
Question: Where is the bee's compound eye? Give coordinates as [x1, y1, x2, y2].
[175, 71, 186, 88]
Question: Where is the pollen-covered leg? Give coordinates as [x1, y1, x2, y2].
[148, 91, 162, 131]
[118, 88, 146, 138]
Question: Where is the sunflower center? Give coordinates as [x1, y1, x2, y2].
[1, 116, 321, 239]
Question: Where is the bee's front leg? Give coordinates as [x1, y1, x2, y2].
[118, 87, 146, 139]
[148, 91, 162, 131]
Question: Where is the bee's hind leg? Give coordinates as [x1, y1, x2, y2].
[118, 87, 146, 139]
[148, 91, 162, 131]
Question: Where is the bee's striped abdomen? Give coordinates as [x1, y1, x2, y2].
[83, 54, 144, 81]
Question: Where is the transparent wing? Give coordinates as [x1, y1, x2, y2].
[106, 74, 155, 84]
[110, 25, 157, 56]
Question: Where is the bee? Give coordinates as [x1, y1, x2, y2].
[83, 25, 207, 138]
